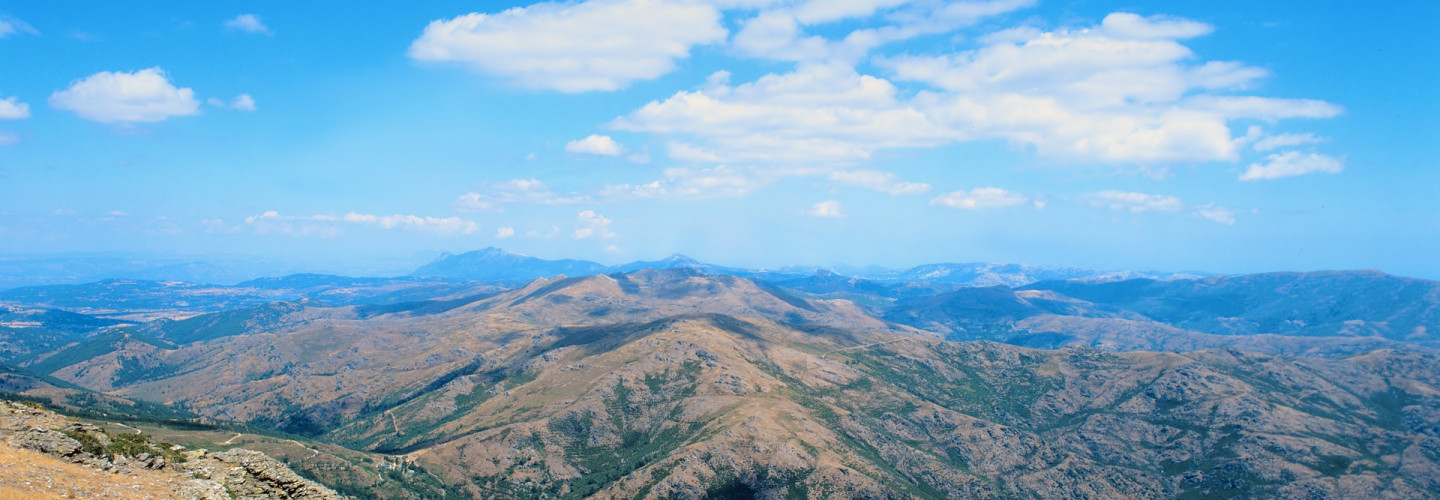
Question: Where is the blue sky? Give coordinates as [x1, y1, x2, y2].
[0, 0, 1436, 278]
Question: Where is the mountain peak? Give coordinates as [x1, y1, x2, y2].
[662, 253, 699, 264]
[410, 248, 606, 281]
[475, 247, 518, 257]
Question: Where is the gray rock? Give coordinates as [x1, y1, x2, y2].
[15, 427, 82, 457]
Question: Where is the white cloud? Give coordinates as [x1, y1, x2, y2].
[878, 14, 1300, 164]
[1097, 12, 1211, 39]
[49, 68, 200, 123]
[455, 179, 588, 211]
[806, 200, 844, 217]
[828, 169, 930, 195]
[600, 165, 763, 200]
[617, 12, 1340, 167]
[495, 226, 515, 238]
[1193, 204, 1236, 225]
[1183, 96, 1341, 121]
[207, 94, 257, 112]
[1085, 192, 1240, 224]
[1253, 132, 1323, 152]
[0, 16, 38, 38]
[342, 212, 479, 235]
[930, 187, 1028, 209]
[1239, 151, 1343, 181]
[241, 211, 343, 237]
[1086, 190, 1184, 213]
[732, 0, 1034, 63]
[0, 132, 18, 147]
[223, 14, 270, 34]
[455, 193, 497, 211]
[237, 210, 478, 236]
[0, 95, 29, 119]
[574, 210, 616, 239]
[230, 94, 256, 112]
[613, 63, 948, 164]
[409, 0, 726, 92]
[565, 134, 624, 156]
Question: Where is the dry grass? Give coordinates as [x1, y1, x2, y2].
[0, 442, 184, 499]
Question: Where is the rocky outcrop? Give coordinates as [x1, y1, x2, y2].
[182, 448, 344, 500]
[0, 400, 345, 499]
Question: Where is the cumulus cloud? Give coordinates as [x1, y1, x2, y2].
[409, 0, 727, 92]
[1239, 151, 1344, 181]
[236, 210, 478, 236]
[828, 169, 930, 195]
[495, 226, 515, 238]
[613, 63, 949, 164]
[806, 200, 844, 217]
[1097, 12, 1211, 39]
[1086, 191, 1184, 213]
[930, 187, 1028, 209]
[565, 134, 625, 156]
[223, 14, 270, 34]
[0, 95, 28, 119]
[574, 210, 616, 239]
[732, 0, 1034, 63]
[616, 12, 1341, 167]
[455, 179, 588, 211]
[0, 16, 38, 38]
[49, 68, 200, 123]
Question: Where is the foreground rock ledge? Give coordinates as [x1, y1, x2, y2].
[0, 400, 344, 500]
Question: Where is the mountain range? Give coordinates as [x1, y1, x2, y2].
[1, 252, 1438, 498]
[409, 247, 1204, 287]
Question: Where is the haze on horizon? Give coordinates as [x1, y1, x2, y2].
[0, 0, 1436, 279]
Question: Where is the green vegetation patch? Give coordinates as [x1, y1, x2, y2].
[27, 329, 172, 374]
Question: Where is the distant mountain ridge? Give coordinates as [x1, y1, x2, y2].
[0, 275, 495, 318]
[406, 247, 1201, 287]
[0, 254, 296, 289]
[410, 247, 611, 281]
[1020, 270, 1440, 340]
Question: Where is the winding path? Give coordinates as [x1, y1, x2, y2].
[219, 432, 319, 459]
[286, 439, 321, 459]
